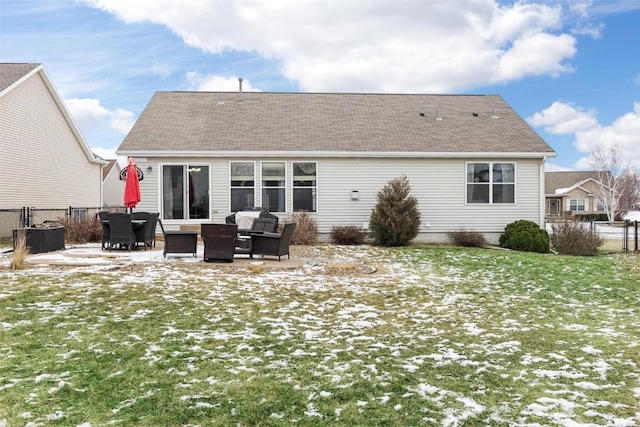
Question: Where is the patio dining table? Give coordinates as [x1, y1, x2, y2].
[100, 215, 149, 250]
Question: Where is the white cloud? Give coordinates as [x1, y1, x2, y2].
[110, 108, 136, 134]
[65, 97, 110, 127]
[573, 102, 640, 153]
[530, 102, 640, 169]
[185, 73, 259, 92]
[92, 147, 119, 160]
[569, 1, 592, 18]
[81, 0, 577, 93]
[65, 97, 135, 135]
[544, 163, 574, 172]
[571, 21, 604, 38]
[150, 61, 173, 77]
[527, 102, 598, 134]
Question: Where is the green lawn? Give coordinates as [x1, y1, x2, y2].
[1, 246, 639, 426]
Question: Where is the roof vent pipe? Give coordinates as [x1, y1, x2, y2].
[238, 77, 244, 103]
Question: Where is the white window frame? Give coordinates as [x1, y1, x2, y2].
[160, 163, 211, 221]
[570, 199, 586, 211]
[465, 162, 516, 204]
[260, 161, 287, 213]
[229, 161, 256, 212]
[292, 161, 318, 213]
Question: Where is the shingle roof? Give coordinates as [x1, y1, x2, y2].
[0, 63, 40, 92]
[545, 171, 603, 195]
[118, 92, 555, 156]
[102, 159, 119, 181]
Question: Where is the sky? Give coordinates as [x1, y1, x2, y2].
[1, 0, 639, 171]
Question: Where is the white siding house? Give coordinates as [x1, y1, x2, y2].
[117, 90, 555, 243]
[0, 63, 106, 210]
[102, 159, 124, 208]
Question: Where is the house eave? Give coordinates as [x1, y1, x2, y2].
[117, 150, 557, 159]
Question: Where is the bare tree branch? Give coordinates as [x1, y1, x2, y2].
[588, 144, 640, 221]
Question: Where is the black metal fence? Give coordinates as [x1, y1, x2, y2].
[0, 206, 127, 239]
[587, 221, 637, 254]
[621, 220, 639, 253]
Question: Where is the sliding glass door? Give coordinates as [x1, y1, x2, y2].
[162, 164, 209, 220]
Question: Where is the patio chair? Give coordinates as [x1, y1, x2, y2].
[235, 217, 277, 256]
[251, 222, 297, 261]
[132, 211, 150, 221]
[243, 217, 277, 235]
[202, 223, 238, 262]
[107, 212, 136, 251]
[135, 212, 158, 250]
[98, 211, 110, 250]
[158, 219, 198, 258]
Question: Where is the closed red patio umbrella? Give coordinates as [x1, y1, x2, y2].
[123, 158, 141, 211]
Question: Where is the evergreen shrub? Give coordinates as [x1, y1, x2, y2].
[499, 219, 549, 253]
[369, 175, 421, 247]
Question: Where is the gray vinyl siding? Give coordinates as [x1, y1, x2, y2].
[0, 70, 102, 209]
[102, 166, 124, 207]
[139, 156, 543, 242]
[315, 157, 543, 243]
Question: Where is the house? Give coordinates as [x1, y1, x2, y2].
[0, 63, 107, 211]
[545, 171, 612, 219]
[117, 89, 556, 243]
[101, 159, 124, 208]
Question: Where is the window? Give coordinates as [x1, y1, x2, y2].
[72, 208, 88, 220]
[292, 162, 317, 212]
[570, 199, 585, 211]
[230, 162, 255, 212]
[466, 162, 515, 204]
[262, 162, 286, 212]
[162, 164, 209, 219]
[596, 200, 606, 211]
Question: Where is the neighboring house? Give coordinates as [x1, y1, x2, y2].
[0, 63, 107, 210]
[102, 158, 125, 208]
[545, 171, 613, 219]
[117, 90, 556, 243]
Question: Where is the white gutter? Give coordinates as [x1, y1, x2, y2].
[540, 157, 547, 227]
[117, 150, 557, 159]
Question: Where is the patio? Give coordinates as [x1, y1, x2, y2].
[0, 240, 310, 270]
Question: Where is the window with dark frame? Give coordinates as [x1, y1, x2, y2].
[466, 162, 515, 204]
[230, 162, 255, 212]
[261, 161, 286, 212]
[292, 162, 317, 212]
[162, 164, 210, 220]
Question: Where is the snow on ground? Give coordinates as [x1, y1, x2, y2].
[0, 244, 638, 426]
[624, 211, 640, 222]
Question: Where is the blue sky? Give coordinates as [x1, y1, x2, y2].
[2, 0, 639, 171]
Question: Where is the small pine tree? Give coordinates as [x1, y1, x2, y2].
[369, 175, 421, 246]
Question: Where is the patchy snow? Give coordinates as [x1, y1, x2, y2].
[623, 211, 640, 221]
[1, 244, 638, 426]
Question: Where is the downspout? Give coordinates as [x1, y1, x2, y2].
[540, 157, 546, 227]
[100, 163, 105, 208]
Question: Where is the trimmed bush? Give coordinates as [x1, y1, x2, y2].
[369, 175, 421, 247]
[330, 226, 368, 245]
[550, 221, 604, 256]
[499, 220, 549, 253]
[286, 210, 318, 245]
[447, 229, 488, 248]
